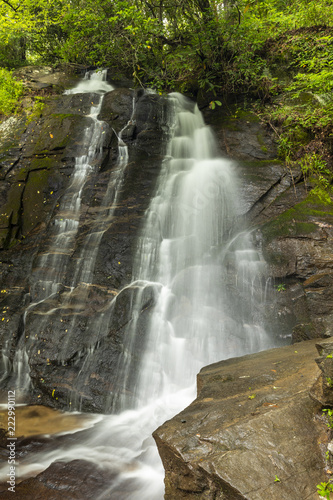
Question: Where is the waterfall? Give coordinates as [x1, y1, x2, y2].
[0, 87, 280, 499]
[110, 93, 274, 413]
[0, 69, 115, 391]
[15, 92, 277, 499]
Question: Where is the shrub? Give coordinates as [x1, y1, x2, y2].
[0, 67, 24, 116]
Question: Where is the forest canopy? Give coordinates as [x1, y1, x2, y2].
[1, 0, 333, 95]
[1, 1, 333, 211]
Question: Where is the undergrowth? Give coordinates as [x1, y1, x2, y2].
[0, 68, 24, 116]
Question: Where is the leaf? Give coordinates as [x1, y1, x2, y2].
[49, 133, 53, 138]
[244, 4, 250, 15]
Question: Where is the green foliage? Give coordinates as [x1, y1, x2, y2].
[0, 0, 332, 101]
[275, 283, 286, 292]
[299, 153, 332, 193]
[326, 377, 333, 388]
[317, 481, 333, 500]
[0, 68, 24, 115]
[323, 408, 333, 429]
[209, 100, 222, 110]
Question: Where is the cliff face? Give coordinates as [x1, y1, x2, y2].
[0, 70, 170, 411]
[1, 68, 333, 413]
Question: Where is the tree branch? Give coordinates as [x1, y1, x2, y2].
[1, 0, 21, 12]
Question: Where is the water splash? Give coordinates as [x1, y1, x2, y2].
[64, 68, 113, 95]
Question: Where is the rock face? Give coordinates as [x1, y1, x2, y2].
[0, 75, 170, 411]
[203, 103, 333, 343]
[1, 68, 333, 498]
[153, 339, 329, 500]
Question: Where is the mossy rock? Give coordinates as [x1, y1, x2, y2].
[29, 156, 61, 171]
[261, 191, 333, 242]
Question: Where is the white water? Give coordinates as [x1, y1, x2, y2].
[70, 97, 134, 288]
[64, 69, 114, 95]
[1, 88, 279, 497]
[110, 94, 275, 414]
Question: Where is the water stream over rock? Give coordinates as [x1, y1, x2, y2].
[0, 69, 115, 394]
[0, 74, 284, 498]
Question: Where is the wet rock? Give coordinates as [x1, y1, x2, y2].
[153, 339, 328, 500]
[0, 82, 171, 411]
[311, 337, 333, 406]
[98, 88, 134, 132]
[0, 459, 117, 499]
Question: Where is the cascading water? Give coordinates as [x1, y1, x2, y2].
[0, 69, 115, 392]
[110, 93, 275, 414]
[0, 88, 282, 499]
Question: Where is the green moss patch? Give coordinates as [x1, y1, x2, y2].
[29, 157, 59, 171]
[261, 191, 333, 242]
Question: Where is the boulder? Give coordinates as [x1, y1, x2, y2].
[153, 339, 329, 499]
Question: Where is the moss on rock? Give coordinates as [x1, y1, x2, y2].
[261, 191, 333, 242]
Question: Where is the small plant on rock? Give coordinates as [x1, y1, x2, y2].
[317, 481, 333, 499]
[275, 283, 286, 292]
[323, 408, 333, 429]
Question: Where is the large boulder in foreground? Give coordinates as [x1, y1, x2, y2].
[153, 339, 330, 499]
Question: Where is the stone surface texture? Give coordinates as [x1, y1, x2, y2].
[153, 339, 329, 500]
